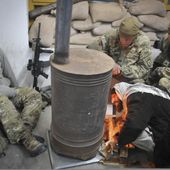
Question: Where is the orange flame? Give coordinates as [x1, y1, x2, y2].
[104, 93, 134, 149]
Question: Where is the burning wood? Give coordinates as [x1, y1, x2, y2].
[100, 93, 135, 161]
[100, 91, 156, 168]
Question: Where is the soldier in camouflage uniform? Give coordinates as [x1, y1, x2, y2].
[147, 26, 170, 94]
[0, 50, 47, 157]
[87, 17, 152, 84]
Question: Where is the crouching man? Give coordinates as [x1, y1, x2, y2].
[112, 82, 170, 168]
[0, 86, 47, 157]
[87, 17, 152, 84]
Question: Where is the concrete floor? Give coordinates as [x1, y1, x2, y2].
[0, 105, 153, 169]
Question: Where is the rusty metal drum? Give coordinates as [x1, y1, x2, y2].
[50, 48, 114, 160]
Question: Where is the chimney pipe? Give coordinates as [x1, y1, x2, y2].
[53, 0, 73, 64]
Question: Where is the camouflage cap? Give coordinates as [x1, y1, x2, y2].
[120, 17, 140, 36]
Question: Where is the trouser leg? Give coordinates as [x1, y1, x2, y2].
[0, 96, 47, 156]
[13, 87, 43, 130]
[0, 96, 26, 144]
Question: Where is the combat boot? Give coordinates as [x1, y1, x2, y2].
[0, 136, 8, 157]
[21, 134, 47, 157]
[33, 134, 45, 143]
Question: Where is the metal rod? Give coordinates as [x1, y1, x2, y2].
[54, 154, 102, 170]
[47, 130, 54, 169]
[53, 0, 73, 64]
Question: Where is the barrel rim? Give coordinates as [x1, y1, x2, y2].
[50, 48, 115, 75]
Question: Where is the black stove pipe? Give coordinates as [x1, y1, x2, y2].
[53, 0, 73, 64]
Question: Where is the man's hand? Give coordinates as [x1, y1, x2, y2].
[112, 64, 121, 76]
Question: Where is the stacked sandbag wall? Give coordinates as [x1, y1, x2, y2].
[29, 0, 169, 48]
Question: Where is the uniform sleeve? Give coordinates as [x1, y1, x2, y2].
[121, 40, 153, 80]
[87, 33, 109, 53]
[118, 93, 153, 147]
[87, 30, 117, 54]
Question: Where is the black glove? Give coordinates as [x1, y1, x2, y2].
[148, 67, 163, 85]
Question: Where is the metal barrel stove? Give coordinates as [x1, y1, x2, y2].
[50, 48, 114, 160]
[50, 0, 114, 160]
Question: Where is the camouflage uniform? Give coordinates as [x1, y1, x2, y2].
[0, 49, 47, 156]
[147, 35, 170, 93]
[153, 37, 170, 69]
[0, 87, 43, 144]
[87, 29, 152, 83]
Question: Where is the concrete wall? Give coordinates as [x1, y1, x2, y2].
[0, 0, 31, 86]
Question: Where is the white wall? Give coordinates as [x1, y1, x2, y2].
[0, 0, 32, 86]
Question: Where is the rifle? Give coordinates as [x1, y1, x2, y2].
[27, 23, 53, 91]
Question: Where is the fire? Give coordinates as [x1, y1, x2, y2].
[103, 93, 134, 151]
[101, 93, 155, 167]
[104, 116, 134, 149]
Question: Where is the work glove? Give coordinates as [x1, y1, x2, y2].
[151, 67, 163, 77]
[0, 136, 8, 157]
[0, 85, 16, 98]
[148, 67, 164, 85]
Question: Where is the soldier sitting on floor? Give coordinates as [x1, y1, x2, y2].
[0, 49, 47, 157]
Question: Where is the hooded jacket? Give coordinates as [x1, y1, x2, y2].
[113, 82, 170, 148]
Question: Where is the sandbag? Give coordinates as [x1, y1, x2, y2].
[72, 16, 101, 31]
[50, 1, 89, 20]
[128, 0, 166, 17]
[92, 24, 113, 36]
[89, 2, 126, 22]
[70, 32, 99, 45]
[29, 14, 55, 47]
[112, 12, 131, 27]
[145, 32, 159, 41]
[72, 1, 89, 20]
[166, 11, 170, 21]
[138, 15, 170, 32]
[112, 15, 143, 29]
[142, 27, 156, 32]
[70, 44, 87, 48]
[71, 27, 78, 36]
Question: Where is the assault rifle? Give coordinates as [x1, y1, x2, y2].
[27, 23, 53, 91]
